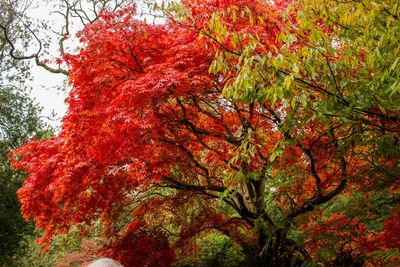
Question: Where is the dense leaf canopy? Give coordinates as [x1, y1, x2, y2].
[11, 0, 399, 266]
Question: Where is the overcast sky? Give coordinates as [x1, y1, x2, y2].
[26, 1, 69, 129]
[29, 67, 68, 129]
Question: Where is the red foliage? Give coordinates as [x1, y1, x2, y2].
[100, 220, 175, 267]
[368, 206, 400, 251]
[380, 207, 400, 249]
[304, 214, 368, 262]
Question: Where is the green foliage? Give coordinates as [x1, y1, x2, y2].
[320, 190, 400, 232]
[196, 234, 246, 267]
[12, 227, 92, 267]
[289, 0, 399, 126]
[175, 232, 248, 267]
[0, 86, 48, 265]
[369, 249, 400, 267]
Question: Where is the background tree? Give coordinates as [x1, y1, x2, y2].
[0, 85, 48, 265]
[0, 0, 33, 83]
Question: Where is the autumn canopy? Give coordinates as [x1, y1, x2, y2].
[11, 0, 400, 266]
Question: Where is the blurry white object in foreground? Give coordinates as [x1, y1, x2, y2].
[86, 258, 123, 267]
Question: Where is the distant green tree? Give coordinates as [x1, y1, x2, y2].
[195, 233, 246, 267]
[0, 85, 48, 265]
[174, 232, 248, 267]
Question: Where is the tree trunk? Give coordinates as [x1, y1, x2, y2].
[256, 230, 308, 267]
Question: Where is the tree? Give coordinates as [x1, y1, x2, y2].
[0, 85, 47, 265]
[0, 0, 33, 83]
[11, 0, 399, 266]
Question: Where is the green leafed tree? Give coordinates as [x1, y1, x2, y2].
[0, 85, 48, 265]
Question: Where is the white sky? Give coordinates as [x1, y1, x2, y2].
[29, 67, 68, 129]
[26, 1, 70, 129]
